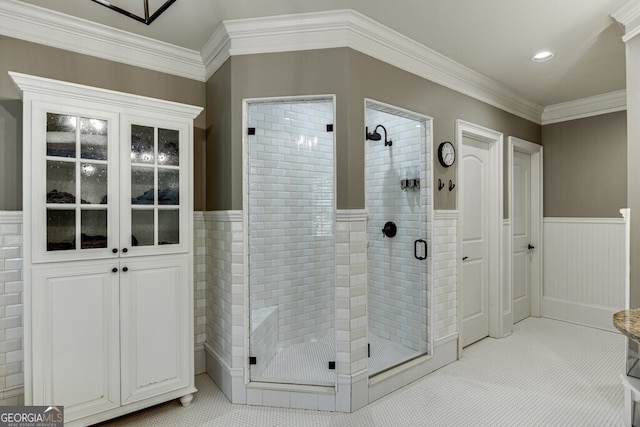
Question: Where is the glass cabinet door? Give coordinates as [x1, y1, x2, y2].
[122, 117, 189, 256]
[40, 109, 119, 261]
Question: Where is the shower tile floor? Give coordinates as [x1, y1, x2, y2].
[252, 333, 420, 385]
[252, 334, 335, 386]
[368, 333, 423, 375]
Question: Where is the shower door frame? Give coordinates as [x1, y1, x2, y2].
[364, 98, 434, 377]
[242, 94, 338, 389]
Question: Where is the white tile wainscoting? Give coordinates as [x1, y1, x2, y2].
[1, 209, 630, 412]
[0, 211, 23, 405]
[205, 209, 459, 413]
[0, 210, 209, 406]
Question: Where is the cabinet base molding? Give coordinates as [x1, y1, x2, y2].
[64, 386, 197, 427]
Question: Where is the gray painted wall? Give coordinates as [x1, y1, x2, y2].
[542, 111, 627, 218]
[0, 35, 207, 211]
[205, 48, 541, 213]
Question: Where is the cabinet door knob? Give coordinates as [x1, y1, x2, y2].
[112, 248, 118, 253]
[122, 248, 128, 253]
[122, 267, 128, 272]
[112, 267, 118, 273]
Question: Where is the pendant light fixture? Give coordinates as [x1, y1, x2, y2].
[91, 0, 177, 25]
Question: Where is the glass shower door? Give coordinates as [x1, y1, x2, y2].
[246, 98, 336, 387]
[365, 101, 431, 376]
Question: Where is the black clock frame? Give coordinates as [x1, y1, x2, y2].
[437, 141, 455, 167]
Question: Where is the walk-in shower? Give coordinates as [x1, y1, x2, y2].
[365, 100, 432, 376]
[245, 97, 335, 387]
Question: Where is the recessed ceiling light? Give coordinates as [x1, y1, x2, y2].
[532, 51, 554, 62]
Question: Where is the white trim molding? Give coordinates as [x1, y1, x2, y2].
[204, 10, 543, 123]
[336, 209, 368, 222]
[0, 0, 205, 81]
[9, 72, 203, 119]
[612, 0, 640, 42]
[0, 211, 23, 224]
[541, 90, 627, 125]
[433, 210, 459, 220]
[456, 120, 504, 349]
[3, 1, 623, 124]
[507, 137, 544, 328]
[2, 1, 544, 124]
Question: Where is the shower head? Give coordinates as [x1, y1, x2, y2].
[366, 126, 382, 141]
[366, 124, 392, 146]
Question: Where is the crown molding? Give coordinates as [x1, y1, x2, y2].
[541, 90, 626, 125]
[201, 24, 232, 81]
[201, 10, 544, 123]
[612, 0, 640, 42]
[0, 0, 206, 81]
[10, 71, 203, 118]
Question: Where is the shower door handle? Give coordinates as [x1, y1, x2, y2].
[414, 239, 427, 260]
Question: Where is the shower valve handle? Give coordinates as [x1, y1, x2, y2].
[382, 221, 397, 238]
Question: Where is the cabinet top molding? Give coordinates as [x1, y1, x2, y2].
[8, 71, 203, 120]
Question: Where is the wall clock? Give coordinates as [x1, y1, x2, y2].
[437, 141, 455, 167]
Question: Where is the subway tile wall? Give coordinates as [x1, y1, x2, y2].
[194, 213, 207, 348]
[335, 212, 368, 377]
[365, 107, 432, 355]
[205, 211, 242, 367]
[0, 211, 208, 404]
[0, 212, 23, 405]
[247, 99, 335, 349]
[432, 211, 458, 340]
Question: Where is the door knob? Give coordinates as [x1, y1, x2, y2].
[462, 256, 469, 261]
[528, 244, 535, 250]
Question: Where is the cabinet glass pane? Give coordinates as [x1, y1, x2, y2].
[158, 169, 179, 205]
[131, 125, 154, 164]
[47, 161, 76, 204]
[47, 113, 76, 158]
[81, 210, 107, 249]
[158, 210, 179, 245]
[131, 210, 154, 246]
[47, 209, 75, 251]
[131, 167, 154, 205]
[158, 128, 179, 166]
[81, 163, 108, 205]
[80, 117, 108, 160]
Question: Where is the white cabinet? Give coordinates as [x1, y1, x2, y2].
[10, 72, 202, 426]
[119, 256, 192, 405]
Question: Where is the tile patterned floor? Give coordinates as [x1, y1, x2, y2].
[99, 317, 626, 426]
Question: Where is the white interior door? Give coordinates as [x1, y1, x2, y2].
[512, 149, 532, 323]
[461, 137, 490, 347]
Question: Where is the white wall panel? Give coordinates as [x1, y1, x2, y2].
[543, 217, 626, 331]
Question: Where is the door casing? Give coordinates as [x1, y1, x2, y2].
[456, 120, 503, 356]
[507, 137, 543, 330]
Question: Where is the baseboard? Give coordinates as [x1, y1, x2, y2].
[194, 344, 206, 375]
[542, 297, 618, 332]
[204, 343, 246, 404]
[205, 343, 233, 402]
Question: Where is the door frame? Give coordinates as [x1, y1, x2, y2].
[456, 120, 504, 356]
[507, 137, 543, 327]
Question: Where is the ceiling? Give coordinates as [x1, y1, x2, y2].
[14, 0, 629, 108]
